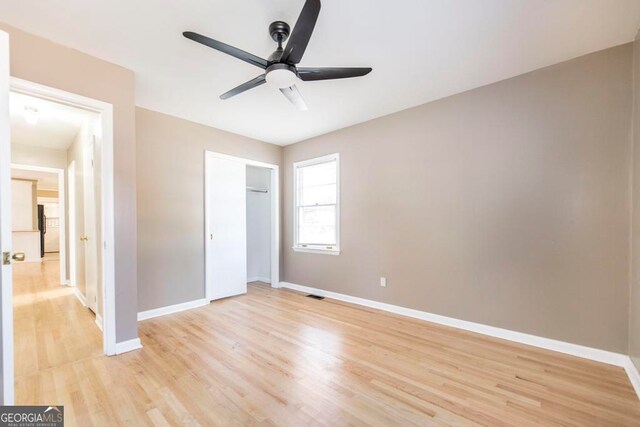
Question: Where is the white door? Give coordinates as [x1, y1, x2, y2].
[83, 136, 98, 313]
[68, 161, 77, 288]
[0, 30, 14, 404]
[205, 153, 247, 300]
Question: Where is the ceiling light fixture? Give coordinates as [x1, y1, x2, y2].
[24, 106, 39, 125]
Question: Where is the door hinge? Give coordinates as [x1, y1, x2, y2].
[2, 252, 10, 266]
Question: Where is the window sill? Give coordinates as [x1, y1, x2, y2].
[292, 247, 341, 256]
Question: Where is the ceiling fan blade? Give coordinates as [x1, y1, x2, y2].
[183, 31, 268, 69]
[281, 0, 321, 65]
[220, 75, 266, 100]
[297, 67, 372, 81]
[279, 85, 308, 110]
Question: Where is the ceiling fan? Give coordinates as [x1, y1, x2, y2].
[183, 0, 372, 110]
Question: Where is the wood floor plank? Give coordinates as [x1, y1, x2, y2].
[13, 259, 640, 426]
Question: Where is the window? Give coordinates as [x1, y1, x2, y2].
[293, 153, 340, 255]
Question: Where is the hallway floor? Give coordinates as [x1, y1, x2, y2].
[13, 258, 102, 402]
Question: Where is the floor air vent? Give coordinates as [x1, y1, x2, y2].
[306, 294, 325, 300]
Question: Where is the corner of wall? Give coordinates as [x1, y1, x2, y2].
[628, 27, 640, 369]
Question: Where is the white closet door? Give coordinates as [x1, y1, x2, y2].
[206, 154, 247, 300]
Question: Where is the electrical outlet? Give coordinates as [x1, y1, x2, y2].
[380, 277, 387, 287]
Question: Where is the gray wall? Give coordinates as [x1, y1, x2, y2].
[135, 108, 281, 312]
[630, 32, 640, 369]
[2, 23, 139, 343]
[283, 44, 633, 353]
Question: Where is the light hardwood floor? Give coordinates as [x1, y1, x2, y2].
[13, 259, 640, 426]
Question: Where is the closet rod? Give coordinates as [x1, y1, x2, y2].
[246, 186, 268, 193]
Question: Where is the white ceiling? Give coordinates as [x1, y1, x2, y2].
[1, 0, 640, 145]
[11, 168, 58, 191]
[10, 92, 96, 150]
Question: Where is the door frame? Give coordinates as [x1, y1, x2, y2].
[10, 164, 66, 285]
[204, 151, 280, 301]
[9, 78, 117, 360]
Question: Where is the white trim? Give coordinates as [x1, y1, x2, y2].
[10, 77, 120, 357]
[138, 298, 209, 321]
[292, 153, 340, 255]
[204, 151, 277, 170]
[115, 338, 142, 355]
[292, 153, 338, 168]
[247, 276, 271, 284]
[74, 287, 87, 307]
[624, 357, 640, 400]
[10, 163, 66, 286]
[61, 280, 70, 286]
[95, 313, 103, 331]
[269, 159, 280, 289]
[279, 281, 628, 367]
[293, 247, 341, 256]
[204, 151, 280, 299]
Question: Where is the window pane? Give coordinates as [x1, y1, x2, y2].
[300, 161, 336, 188]
[298, 206, 336, 245]
[301, 183, 336, 206]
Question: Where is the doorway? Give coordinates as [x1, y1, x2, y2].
[10, 164, 66, 285]
[246, 165, 272, 284]
[0, 69, 117, 403]
[9, 88, 108, 398]
[204, 151, 279, 301]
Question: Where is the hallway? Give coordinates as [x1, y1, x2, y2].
[13, 257, 102, 403]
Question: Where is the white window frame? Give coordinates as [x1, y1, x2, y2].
[293, 153, 340, 255]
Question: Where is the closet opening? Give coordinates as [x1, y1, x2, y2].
[204, 151, 279, 301]
[246, 165, 272, 285]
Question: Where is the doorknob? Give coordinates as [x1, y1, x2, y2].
[2, 252, 25, 265]
[80, 236, 88, 241]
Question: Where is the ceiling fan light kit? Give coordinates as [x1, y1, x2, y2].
[265, 64, 299, 89]
[183, 0, 372, 110]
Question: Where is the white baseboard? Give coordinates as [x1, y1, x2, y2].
[95, 313, 103, 331]
[138, 298, 209, 321]
[74, 288, 87, 307]
[61, 280, 70, 286]
[248, 276, 271, 284]
[624, 357, 640, 399]
[279, 282, 628, 368]
[115, 338, 142, 355]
